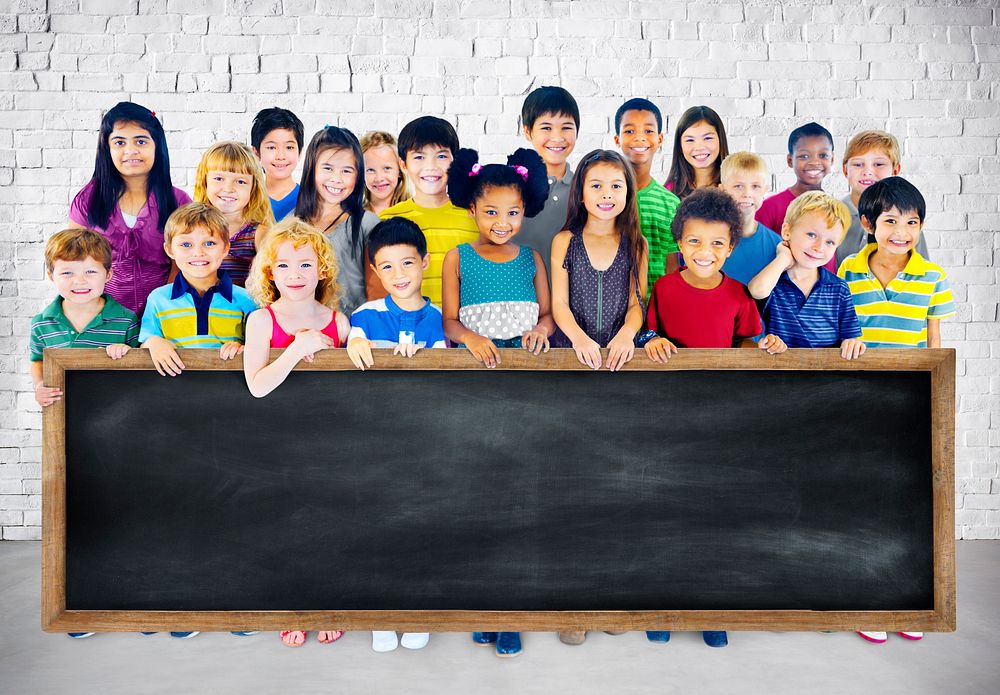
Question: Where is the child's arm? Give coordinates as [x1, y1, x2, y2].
[441, 247, 501, 368]
[522, 249, 555, 355]
[605, 239, 649, 372]
[927, 318, 941, 348]
[243, 309, 335, 397]
[642, 285, 678, 362]
[138, 298, 185, 376]
[30, 359, 61, 407]
[550, 231, 602, 369]
[747, 241, 794, 300]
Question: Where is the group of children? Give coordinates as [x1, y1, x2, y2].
[31, 87, 955, 652]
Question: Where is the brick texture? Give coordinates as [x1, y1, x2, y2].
[0, 0, 998, 540]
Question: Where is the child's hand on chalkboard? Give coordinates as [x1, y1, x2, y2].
[392, 341, 422, 359]
[145, 336, 185, 376]
[34, 383, 62, 407]
[521, 328, 550, 355]
[466, 333, 501, 368]
[219, 341, 244, 361]
[840, 338, 866, 360]
[758, 334, 787, 354]
[606, 331, 636, 372]
[347, 337, 375, 370]
[572, 336, 602, 370]
[105, 344, 131, 360]
[644, 336, 678, 363]
[290, 329, 336, 362]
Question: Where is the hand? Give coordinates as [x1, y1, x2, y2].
[106, 344, 130, 360]
[290, 329, 336, 361]
[146, 337, 185, 376]
[465, 333, 501, 368]
[840, 338, 866, 360]
[219, 341, 244, 361]
[521, 328, 550, 356]
[572, 336, 602, 370]
[34, 383, 61, 407]
[758, 334, 787, 354]
[605, 331, 636, 372]
[644, 336, 678, 363]
[347, 337, 375, 370]
[775, 240, 794, 270]
[393, 341, 423, 359]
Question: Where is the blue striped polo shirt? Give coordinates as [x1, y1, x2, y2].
[762, 268, 862, 348]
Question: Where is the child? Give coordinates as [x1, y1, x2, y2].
[139, 203, 257, 377]
[360, 131, 410, 215]
[250, 107, 304, 221]
[552, 151, 649, 367]
[69, 101, 191, 317]
[517, 86, 580, 280]
[839, 177, 954, 352]
[834, 130, 930, 271]
[244, 218, 349, 394]
[193, 141, 275, 287]
[664, 106, 729, 199]
[755, 122, 835, 233]
[440, 147, 553, 373]
[645, 187, 786, 358]
[717, 152, 782, 285]
[747, 191, 866, 360]
[347, 218, 446, 369]
[295, 126, 379, 316]
[377, 116, 478, 308]
[613, 97, 682, 290]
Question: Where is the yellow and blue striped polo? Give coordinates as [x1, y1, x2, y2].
[138, 271, 257, 348]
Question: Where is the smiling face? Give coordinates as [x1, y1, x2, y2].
[524, 111, 578, 172]
[865, 205, 923, 258]
[314, 147, 358, 209]
[615, 109, 663, 168]
[844, 148, 900, 200]
[582, 162, 628, 222]
[50, 256, 111, 306]
[205, 170, 253, 218]
[108, 121, 155, 179]
[256, 128, 299, 182]
[782, 210, 844, 269]
[680, 120, 721, 171]
[372, 243, 429, 304]
[470, 185, 524, 246]
[364, 144, 403, 207]
[678, 218, 734, 281]
[165, 226, 228, 283]
[720, 169, 768, 225]
[402, 144, 453, 198]
[789, 134, 833, 188]
[270, 240, 322, 302]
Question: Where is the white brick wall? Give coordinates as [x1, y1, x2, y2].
[1, 0, 998, 540]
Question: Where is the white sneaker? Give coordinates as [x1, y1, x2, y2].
[858, 631, 887, 643]
[400, 632, 429, 649]
[897, 631, 923, 640]
[372, 631, 399, 652]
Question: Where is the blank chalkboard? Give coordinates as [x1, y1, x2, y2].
[61, 364, 935, 614]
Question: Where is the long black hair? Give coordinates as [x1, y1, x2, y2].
[86, 101, 179, 231]
[295, 126, 366, 261]
[447, 147, 548, 217]
[665, 105, 729, 199]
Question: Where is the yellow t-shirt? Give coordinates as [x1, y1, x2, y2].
[379, 200, 479, 307]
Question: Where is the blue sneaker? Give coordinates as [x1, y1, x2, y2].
[230, 632, 257, 636]
[495, 631, 521, 657]
[140, 632, 156, 636]
[472, 631, 497, 645]
[646, 631, 670, 642]
[67, 632, 95, 639]
[703, 631, 728, 648]
[169, 632, 200, 639]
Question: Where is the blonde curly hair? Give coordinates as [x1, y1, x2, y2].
[246, 216, 342, 310]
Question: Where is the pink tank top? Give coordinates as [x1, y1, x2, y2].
[266, 305, 341, 348]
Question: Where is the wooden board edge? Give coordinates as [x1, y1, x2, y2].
[41, 350, 68, 631]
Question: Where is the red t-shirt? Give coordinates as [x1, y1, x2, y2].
[755, 188, 796, 233]
[646, 270, 762, 348]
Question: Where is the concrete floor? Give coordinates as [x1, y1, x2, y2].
[1, 541, 998, 695]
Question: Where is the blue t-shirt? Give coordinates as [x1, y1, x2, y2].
[269, 183, 300, 221]
[722, 223, 781, 286]
[762, 268, 862, 348]
[347, 295, 446, 348]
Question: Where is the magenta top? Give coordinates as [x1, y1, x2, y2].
[69, 181, 192, 317]
[266, 305, 341, 349]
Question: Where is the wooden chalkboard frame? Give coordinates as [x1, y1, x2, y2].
[42, 347, 955, 633]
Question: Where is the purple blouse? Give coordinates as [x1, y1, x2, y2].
[69, 181, 191, 317]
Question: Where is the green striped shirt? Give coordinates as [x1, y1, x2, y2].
[636, 180, 681, 295]
[29, 295, 139, 361]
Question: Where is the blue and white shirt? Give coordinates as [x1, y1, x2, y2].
[348, 295, 446, 348]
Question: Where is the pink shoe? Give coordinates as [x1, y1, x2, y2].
[857, 631, 887, 643]
[897, 631, 923, 640]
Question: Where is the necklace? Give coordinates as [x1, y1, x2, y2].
[323, 209, 348, 233]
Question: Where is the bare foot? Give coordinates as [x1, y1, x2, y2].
[280, 630, 307, 647]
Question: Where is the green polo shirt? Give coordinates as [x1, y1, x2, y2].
[636, 179, 681, 296]
[29, 294, 140, 361]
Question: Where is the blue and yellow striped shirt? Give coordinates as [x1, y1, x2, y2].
[139, 271, 257, 348]
[837, 244, 955, 348]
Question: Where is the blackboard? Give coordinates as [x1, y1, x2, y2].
[42, 348, 956, 632]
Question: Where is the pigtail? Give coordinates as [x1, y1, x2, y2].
[506, 148, 548, 218]
[446, 148, 481, 210]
